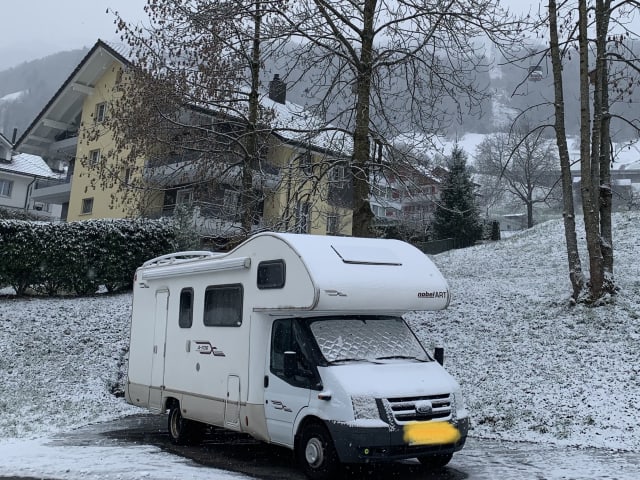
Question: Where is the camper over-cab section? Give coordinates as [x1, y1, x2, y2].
[134, 232, 450, 314]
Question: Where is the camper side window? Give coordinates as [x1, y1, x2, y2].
[179, 288, 194, 328]
[257, 260, 285, 289]
[203, 284, 243, 327]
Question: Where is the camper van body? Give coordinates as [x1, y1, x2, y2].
[125, 232, 469, 477]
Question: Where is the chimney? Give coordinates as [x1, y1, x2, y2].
[268, 74, 286, 104]
[12, 128, 18, 144]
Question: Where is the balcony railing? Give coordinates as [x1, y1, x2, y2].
[34, 176, 71, 190]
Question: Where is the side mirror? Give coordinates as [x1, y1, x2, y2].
[284, 351, 297, 377]
[434, 347, 444, 366]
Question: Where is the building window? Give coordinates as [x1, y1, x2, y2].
[257, 260, 286, 289]
[176, 189, 193, 205]
[223, 189, 240, 216]
[88, 149, 101, 166]
[295, 201, 310, 233]
[0, 179, 13, 197]
[81, 197, 94, 215]
[299, 152, 313, 177]
[203, 284, 243, 327]
[330, 165, 347, 187]
[95, 102, 107, 123]
[326, 215, 338, 235]
[179, 288, 194, 328]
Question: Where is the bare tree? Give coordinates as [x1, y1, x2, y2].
[547, 0, 586, 302]
[81, 0, 293, 240]
[277, 0, 525, 237]
[475, 123, 561, 228]
[545, 0, 640, 302]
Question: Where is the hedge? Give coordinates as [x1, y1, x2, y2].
[0, 218, 178, 296]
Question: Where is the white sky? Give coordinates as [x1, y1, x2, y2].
[0, 0, 147, 70]
[1, 0, 637, 71]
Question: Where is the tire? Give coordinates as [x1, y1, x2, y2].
[167, 403, 204, 445]
[417, 452, 453, 470]
[296, 422, 341, 480]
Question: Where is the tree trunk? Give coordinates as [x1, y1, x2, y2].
[242, 2, 262, 233]
[596, 0, 614, 290]
[548, 0, 585, 301]
[350, 0, 376, 238]
[578, 0, 605, 301]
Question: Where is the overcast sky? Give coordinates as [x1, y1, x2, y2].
[0, 0, 147, 70]
[2, 0, 635, 72]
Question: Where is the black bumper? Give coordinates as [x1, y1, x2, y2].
[326, 417, 469, 464]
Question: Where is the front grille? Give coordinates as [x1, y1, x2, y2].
[384, 394, 452, 424]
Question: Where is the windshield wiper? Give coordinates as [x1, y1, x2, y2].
[374, 355, 426, 362]
[329, 357, 370, 364]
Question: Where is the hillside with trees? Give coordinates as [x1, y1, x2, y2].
[0, 49, 88, 140]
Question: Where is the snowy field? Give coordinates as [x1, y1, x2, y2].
[0, 211, 638, 478]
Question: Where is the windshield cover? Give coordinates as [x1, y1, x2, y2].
[309, 317, 428, 363]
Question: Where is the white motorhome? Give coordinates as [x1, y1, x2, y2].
[125, 232, 469, 479]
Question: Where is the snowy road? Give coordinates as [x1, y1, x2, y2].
[0, 414, 637, 480]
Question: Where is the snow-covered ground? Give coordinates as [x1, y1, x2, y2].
[0, 211, 638, 478]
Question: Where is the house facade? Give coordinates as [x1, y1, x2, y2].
[15, 40, 353, 237]
[0, 132, 63, 219]
[370, 161, 443, 236]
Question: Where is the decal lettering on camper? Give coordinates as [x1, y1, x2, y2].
[194, 341, 226, 357]
[271, 400, 293, 413]
[417, 291, 448, 299]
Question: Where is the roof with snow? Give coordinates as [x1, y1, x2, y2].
[0, 153, 57, 178]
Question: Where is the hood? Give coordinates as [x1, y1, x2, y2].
[318, 361, 460, 398]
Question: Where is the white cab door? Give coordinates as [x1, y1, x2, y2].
[264, 319, 313, 447]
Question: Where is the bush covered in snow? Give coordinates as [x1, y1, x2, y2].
[0, 219, 178, 295]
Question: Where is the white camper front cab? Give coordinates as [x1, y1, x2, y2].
[125, 232, 469, 479]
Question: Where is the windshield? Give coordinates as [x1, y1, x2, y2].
[308, 316, 429, 364]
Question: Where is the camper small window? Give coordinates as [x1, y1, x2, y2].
[203, 284, 243, 327]
[179, 288, 194, 328]
[257, 260, 285, 289]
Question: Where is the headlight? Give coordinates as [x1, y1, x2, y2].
[351, 396, 380, 420]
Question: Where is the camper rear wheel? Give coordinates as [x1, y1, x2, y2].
[417, 453, 453, 470]
[296, 422, 340, 480]
[167, 403, 204, 445]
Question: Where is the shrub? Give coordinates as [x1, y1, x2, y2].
[0, 218, 178, 296]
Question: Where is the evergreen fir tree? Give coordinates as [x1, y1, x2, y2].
[432, 145, 483, 246]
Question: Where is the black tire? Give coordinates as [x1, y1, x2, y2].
[296, 422, 341, 480]
[417, 452, 453, 470]
[167, 403, 204, 445]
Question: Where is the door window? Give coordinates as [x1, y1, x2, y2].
[270, 319, 317, 389]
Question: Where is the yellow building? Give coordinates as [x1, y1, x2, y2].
[16, 40, 353, 237]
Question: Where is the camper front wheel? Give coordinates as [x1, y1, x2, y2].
[296, 422, 340, 480]
[167, 403, 204, 445]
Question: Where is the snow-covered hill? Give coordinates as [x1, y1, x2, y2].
[0, 212, 638, 476]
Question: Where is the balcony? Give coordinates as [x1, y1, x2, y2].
[147, 201, 263, 237]
[31, 176, 71, 204]
[144, 156, 282, 191]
